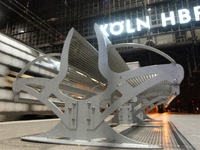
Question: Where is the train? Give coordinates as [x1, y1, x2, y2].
[0, 31, 60, 121]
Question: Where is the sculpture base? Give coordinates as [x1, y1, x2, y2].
[21, 136, 162, 149]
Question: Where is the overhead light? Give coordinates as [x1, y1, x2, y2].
[100, 82, 106, 87]
[76, 71, 87, 77]
[148, 8, 151, 11]
[91, 78, 99, 83]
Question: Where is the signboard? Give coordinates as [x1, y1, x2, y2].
[100, 6, 200, 36]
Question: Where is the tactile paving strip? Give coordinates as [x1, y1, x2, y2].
[118, 121, 195, 150]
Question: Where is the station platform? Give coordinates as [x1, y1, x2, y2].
[0, 113, 199, 150]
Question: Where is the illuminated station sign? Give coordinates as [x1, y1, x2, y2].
[100, 6, 200, 36]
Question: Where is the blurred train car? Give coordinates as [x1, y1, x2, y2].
[0, 31, 61, 121]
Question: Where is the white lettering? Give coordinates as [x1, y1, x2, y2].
[100, 5, 200, 36]
[137, 16, 150, 31]
[178, 9, 191, 24]
[100, 24, 109, 36]
[161, 11, 176, 27]
[126, 20, 135, 33]
[194, 6, 200, 21]
[110, 21, 124, 35]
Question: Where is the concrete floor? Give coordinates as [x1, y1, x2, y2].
[0, 113, 199, 150]
[149, 113, 200, 150]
